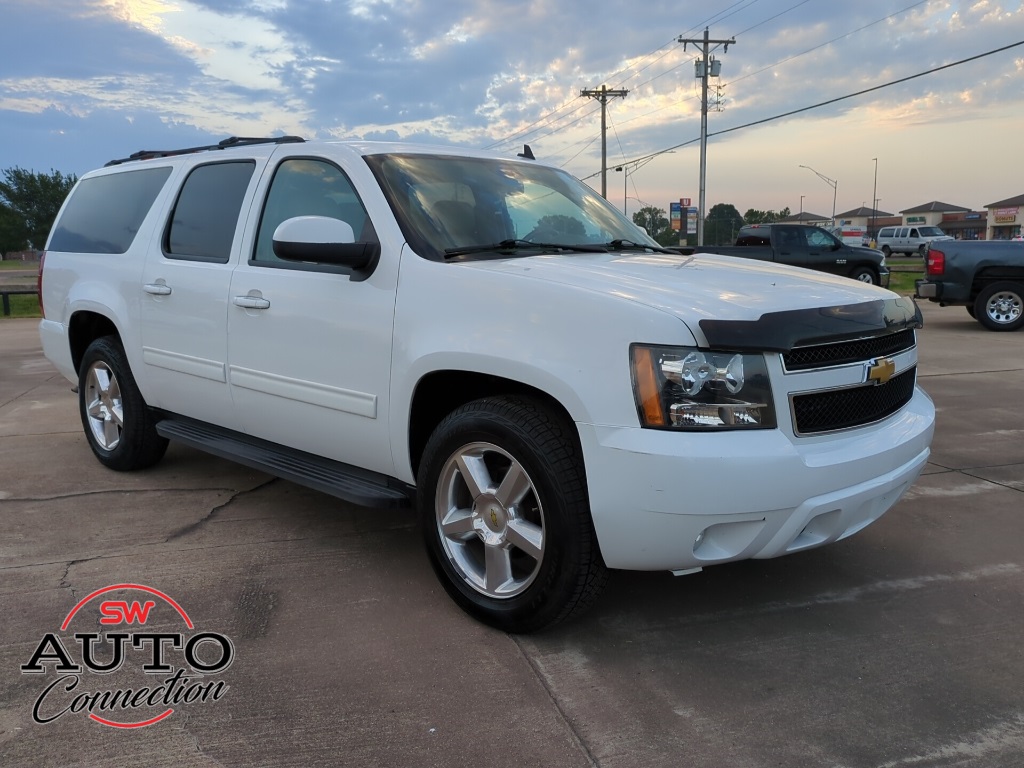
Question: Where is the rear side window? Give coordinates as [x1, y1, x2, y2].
[736, 231, 770, 246]
[47, 167, 172, 254]
[165, 161, 255, 263]
[878, 228, 894, 238]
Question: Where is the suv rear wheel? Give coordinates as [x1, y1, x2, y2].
[79, 336, 168, 470]
[417, 395, 607, 633]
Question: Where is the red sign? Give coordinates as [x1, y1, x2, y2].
[680, 198, 691, 207]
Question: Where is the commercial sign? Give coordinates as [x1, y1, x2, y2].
[670, 201, 682, 231]
[994, 207, 1019, 224]
[907, 216, 926, 224]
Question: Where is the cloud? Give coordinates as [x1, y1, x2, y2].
[0, 0, 1021, 212]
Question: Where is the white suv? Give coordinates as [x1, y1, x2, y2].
[38, 137, 935, 631]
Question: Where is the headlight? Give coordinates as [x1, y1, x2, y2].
[630, 344, 776, 430]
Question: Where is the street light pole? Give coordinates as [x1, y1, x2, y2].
[799, 164, 838, 226]
[800, 195, 805, 216]
[871, 157, 878, 243]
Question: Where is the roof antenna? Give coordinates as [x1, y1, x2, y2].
[517, 144, 535, 160]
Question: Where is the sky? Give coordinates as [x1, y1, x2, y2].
[2, 0, 1023, 220]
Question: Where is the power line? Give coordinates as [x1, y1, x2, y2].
[710, 38, 1024, 138]
[617, 38, 1024, 170]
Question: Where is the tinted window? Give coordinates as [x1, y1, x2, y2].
[166, 161, 255, 262]
[879, 228, 894, 238]
[253, 158, 375, 265]
[47, 167, 172, 254]
[736, 231, 770, 246]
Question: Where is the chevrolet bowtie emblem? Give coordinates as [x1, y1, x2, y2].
[490, 510, 499, 526]
[867, 357, 896, 385]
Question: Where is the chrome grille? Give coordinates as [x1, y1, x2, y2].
[783, 329, 916, 372]
[792, 367, 917, 435]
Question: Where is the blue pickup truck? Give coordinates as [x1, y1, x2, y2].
[915, 240, 1024, 331]
[686, 223, 890, 287]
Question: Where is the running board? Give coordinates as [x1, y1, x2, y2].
[156, 417, 413, 509]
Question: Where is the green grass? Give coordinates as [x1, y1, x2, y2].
[0, 260, 39, 270]
[887, 267, 923, 296]
[1, 293, 41, 318]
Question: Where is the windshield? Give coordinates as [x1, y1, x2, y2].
[365, 153, 658, 260]
[918, 227, 946, 237]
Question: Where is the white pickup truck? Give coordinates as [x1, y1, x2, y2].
[38, 137, 935, 632]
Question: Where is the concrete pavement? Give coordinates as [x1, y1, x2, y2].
[1, 302, 1022, 767]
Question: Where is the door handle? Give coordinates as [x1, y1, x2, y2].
[233, 296, 270, 310]
[143, 283, 172, 295]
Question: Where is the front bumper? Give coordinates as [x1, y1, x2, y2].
[578, 387, 934, 571]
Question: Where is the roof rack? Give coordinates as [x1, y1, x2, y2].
[105, 135, 306, 167]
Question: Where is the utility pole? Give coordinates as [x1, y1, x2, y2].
[581, 85, 628, 199]
[678, 28, 734, 245]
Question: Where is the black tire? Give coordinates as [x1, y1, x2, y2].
[966, 305, 976, 319]
[881, 245, 892, 257]
[849, 266, 878, 285]
[417, 395, 608, 633]
[973, 282, 1024, 332]
[78, 336, 168, 470]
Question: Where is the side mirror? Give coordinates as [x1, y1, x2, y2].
[272, 216, 380, 276]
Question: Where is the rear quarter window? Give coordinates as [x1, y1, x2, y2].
[47, 167, 172, 254]
[165, 161, 255, 263]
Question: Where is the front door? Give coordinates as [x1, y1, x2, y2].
[226, 157, 398, 476]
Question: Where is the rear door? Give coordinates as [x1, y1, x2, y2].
[139, 154, 270, 428]
[771, 226, 811, 268]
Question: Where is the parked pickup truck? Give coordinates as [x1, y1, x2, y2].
[689, 223, 889, 287]
[38, 136, 934, 632]
[915, 240, 1024, 331]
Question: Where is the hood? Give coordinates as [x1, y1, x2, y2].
[459, 250, 893, 325]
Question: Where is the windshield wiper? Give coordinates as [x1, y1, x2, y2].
[604, 239, 678, 254]
[444, 239, 608, 259]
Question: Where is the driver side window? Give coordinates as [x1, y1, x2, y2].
[253, 158, 375, 264]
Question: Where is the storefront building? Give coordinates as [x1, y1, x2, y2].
[985, 194, 1024, 240]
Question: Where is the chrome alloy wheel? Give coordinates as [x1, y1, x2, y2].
[84, 361, 124, 450]
[435, 441, 546, 599]
[984, 289, 1023, 326]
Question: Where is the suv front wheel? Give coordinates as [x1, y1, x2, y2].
[417, 395, 607, 633]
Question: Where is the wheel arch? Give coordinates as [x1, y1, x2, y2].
[68, 310, 121, 375]
[407, 370, 580, 480]
[971, 267, 1024, 301]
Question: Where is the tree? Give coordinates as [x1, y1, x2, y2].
[704, 203, 744, 245]
[533, 214, 586, 238]
[743, 207, 792, 224]
[632, 206, 670, 240]
[0, 203, 29, 255]
[0, 167, 78, 253]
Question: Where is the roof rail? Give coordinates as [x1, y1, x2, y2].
[105, 135, 306, 166]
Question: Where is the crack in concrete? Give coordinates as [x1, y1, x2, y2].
[511, 635, 600, 768]
[0, 373, 66, 411]
[0, 487, 244, 503]
[165, 479, 278, 542]
[58, 556, 101, 600]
